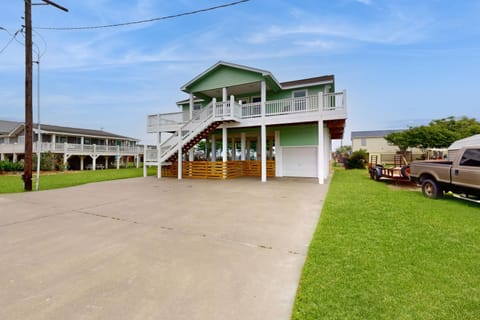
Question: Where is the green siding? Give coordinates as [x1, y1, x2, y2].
[279, 124, 318, 146]
[187, 66, 264, 93]
[268, 84, 329, 100]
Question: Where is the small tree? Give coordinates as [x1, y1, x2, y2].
[385, 116, 480, 153]
[345, 149, 369, 169]
[33, 152, 65, 171]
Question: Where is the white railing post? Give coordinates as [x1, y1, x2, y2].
[230, 95, 234, 117]
[212, 98, 217, 117]
[318, 92, 324, 112]
[261, 80, 266, 118]
[343, 89, 347, 111]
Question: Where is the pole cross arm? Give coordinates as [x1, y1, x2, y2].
[35, 0, 69, 12]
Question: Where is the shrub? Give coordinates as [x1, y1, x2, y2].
[33, 152, 65, 171]
[0, 160, 24, 172]
[345, 149, 369, 169]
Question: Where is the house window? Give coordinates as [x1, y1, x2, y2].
[361, 138, 367, 147]
[292, 89, 307, 111]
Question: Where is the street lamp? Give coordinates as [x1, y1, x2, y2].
[24, 0, 68, 191]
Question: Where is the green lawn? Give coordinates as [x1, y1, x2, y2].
[292, 169, 480, 320]
[0, 167, 156, 193]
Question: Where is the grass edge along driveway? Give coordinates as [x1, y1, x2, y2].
[292, 169, 479, 320]
[0, 167, 156, 193]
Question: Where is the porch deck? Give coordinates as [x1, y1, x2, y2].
[147, 91, 346, 134]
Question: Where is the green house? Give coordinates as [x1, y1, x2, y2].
[145, 61, 347, 183]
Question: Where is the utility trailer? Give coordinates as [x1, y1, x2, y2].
[368, 154, 410, 181]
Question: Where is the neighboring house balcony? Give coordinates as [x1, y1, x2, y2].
[0, 142, 142, 156]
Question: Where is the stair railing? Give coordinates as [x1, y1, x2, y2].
[158, 101, 215, 163]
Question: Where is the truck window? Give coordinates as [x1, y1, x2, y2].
[459, 149, 480, 167]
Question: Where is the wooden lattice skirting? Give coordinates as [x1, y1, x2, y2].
[161, 160, 275, 179]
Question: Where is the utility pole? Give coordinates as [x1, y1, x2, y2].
[24, 1, 33, 191]
[23, 0, 67, 191]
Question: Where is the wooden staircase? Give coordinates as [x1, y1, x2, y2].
[165, 120, 226, 163]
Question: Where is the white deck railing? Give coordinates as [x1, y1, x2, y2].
[324, 91, 346, 111]
[147, 111, 188, 133]
[0, 142, 142, 155]
[148, 91, 346, 130]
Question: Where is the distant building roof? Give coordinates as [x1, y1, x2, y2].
[351, 129, 404, 139]
[0, 120, 22, 135]
[280, 75, 334, 89]
[0, 119, 138, 141]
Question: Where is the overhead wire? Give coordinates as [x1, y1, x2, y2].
[0, 28, 23, 54]
[35, 0, 250, 31]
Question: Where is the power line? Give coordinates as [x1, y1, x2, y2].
[35, 0, 250, 31]
[0, 28, 22, 54]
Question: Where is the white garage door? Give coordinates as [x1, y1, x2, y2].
[282, 146, 317, 177]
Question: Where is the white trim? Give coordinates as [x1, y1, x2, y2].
[274, 131, 282, 177]
[318, 121, 324, 184]
[176, 98, 205, 106]
[282, 80, 333, 90]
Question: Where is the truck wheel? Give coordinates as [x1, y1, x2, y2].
[421, 179, 443, 199]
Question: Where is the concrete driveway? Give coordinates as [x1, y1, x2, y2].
[0, 176, 329, 320]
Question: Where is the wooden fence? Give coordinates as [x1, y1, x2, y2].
[161, 160, 275, 179]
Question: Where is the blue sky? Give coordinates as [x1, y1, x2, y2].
[1, 0, 479, 145]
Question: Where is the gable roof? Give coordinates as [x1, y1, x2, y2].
[181, 61, 282, 93]
[0, 120, 138, 141]
[0, 120, 22, 136]
[351, 129, 404, 139]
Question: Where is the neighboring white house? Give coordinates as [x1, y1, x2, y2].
[0, 119, 142, 170]
[145, 61, 348, 184]
[351, 129, 422, 164]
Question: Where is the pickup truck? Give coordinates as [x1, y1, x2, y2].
[409, 147, 480, 200]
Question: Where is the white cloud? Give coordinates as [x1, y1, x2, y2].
[356, 0, 372, 5]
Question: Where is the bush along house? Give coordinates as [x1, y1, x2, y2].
[144, 61, 347, 184]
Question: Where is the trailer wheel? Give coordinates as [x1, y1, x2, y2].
[400, 165, 410, 178]
[421, 179, 443, 199]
